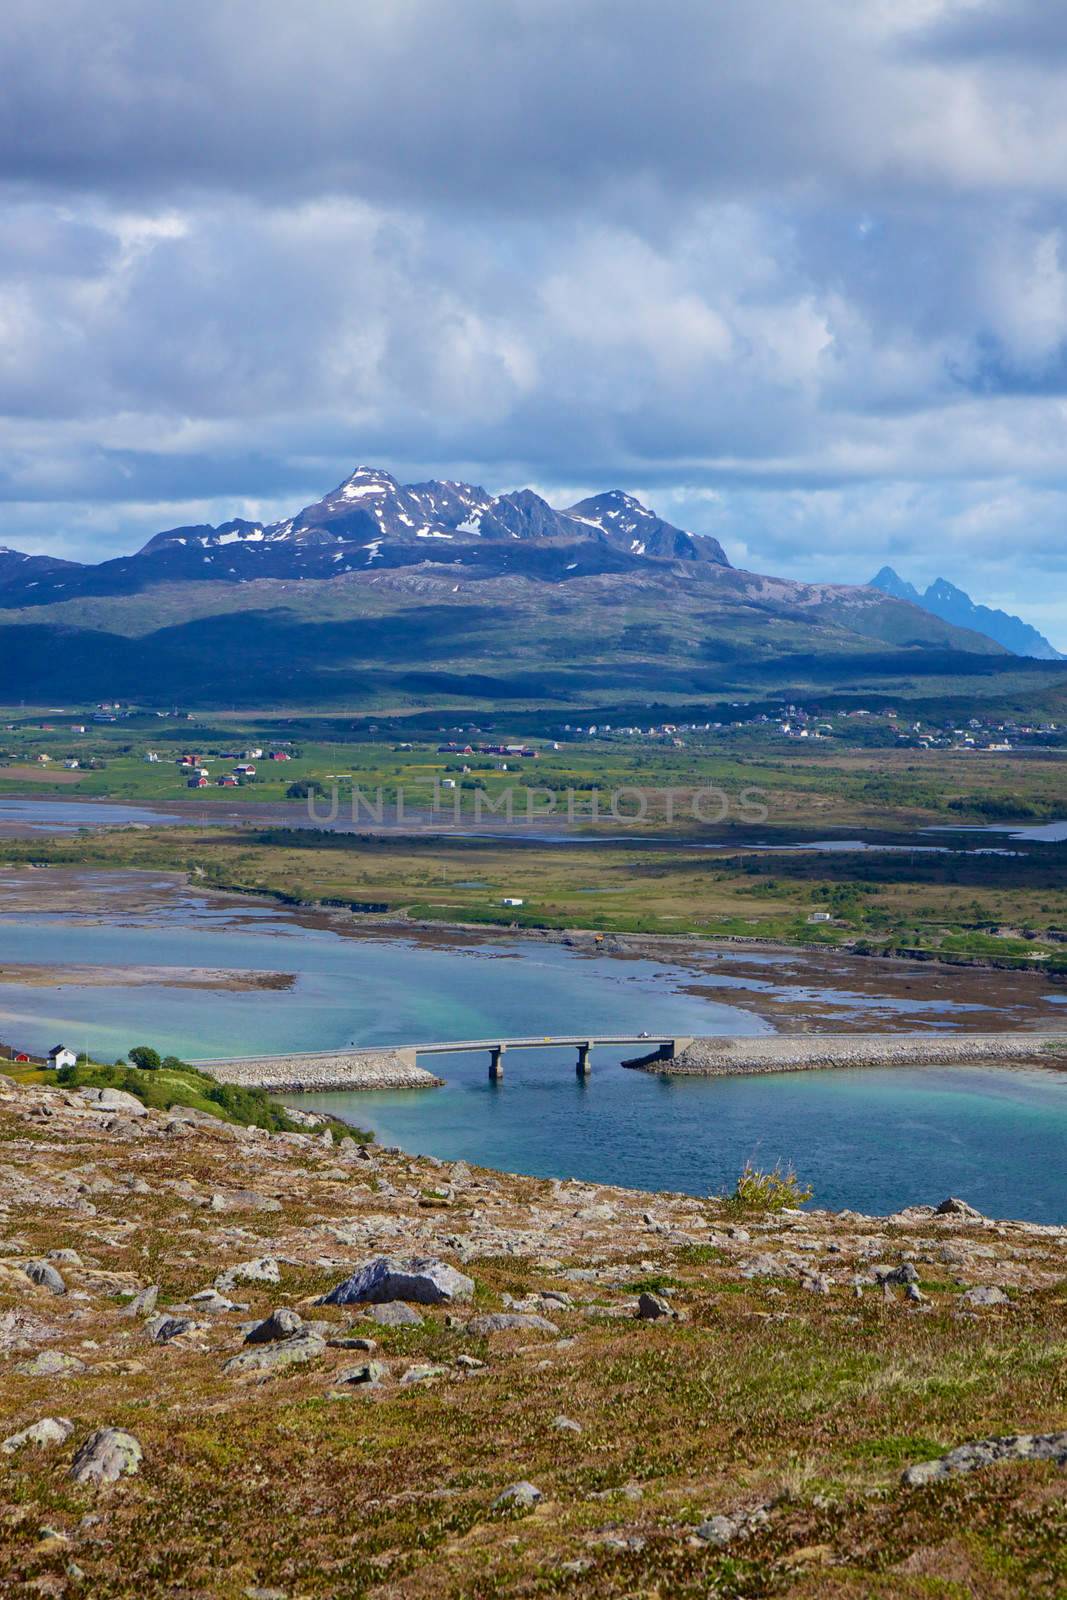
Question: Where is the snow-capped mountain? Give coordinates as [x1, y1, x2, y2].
[0, 466, 731, 604]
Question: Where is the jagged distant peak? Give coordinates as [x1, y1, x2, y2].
[869, 566, 1061, 660]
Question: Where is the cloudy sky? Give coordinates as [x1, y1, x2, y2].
[3, 0, 1067, 642]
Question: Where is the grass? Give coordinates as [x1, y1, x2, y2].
[4, 807, 1066, 964]
[0, 1057, 367, 1141]
[0, 1080, 1063, 1597]
[719, 1161, 814, 1215]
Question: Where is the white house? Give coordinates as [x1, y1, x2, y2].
[47, 1045, 77, 1070]
[502, 897, 524, 908]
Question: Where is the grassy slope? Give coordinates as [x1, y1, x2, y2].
[4, 569, 1059, 713]
[0, 1078, 1063, 1598]
[0, 1059, 362, 1140]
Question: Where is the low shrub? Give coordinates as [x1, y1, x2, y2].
[718, 1160, 812, 1215]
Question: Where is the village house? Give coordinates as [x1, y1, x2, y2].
[46, 1045, 77, 1070]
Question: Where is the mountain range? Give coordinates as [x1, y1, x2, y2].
[870, 567, 1061, 661]
[1, 465, 1063, 710]
[0, 467, 729, 606]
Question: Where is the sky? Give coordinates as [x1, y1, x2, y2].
[3, 0, 1067, 644]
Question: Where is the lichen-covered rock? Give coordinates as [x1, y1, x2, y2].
[15, 1349, 85, 1378]
[321, 1256, 474, 1307]
[69, 1427, 143, 1485]
[2, 1416, 74, 1454]
[636, 1292, 672, 1320]
[467, 1312, 559, 1336]
[215, 1257, 280, 1291]
[223, 1333, 326, 1375]
[903, 1431, 1067, 1486]
[120, 1285, 159, 1318]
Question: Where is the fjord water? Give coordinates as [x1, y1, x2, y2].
[301, 1059, 1067, 1224]
[1, 880, 1064, 1221]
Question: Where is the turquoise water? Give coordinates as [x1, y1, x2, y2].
[2, 882, 1064, 1221]
[0, 892, 766, 1062]
[299, 1058, 1067, 1224]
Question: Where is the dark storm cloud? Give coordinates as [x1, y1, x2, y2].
[2, 1, 1067, 644]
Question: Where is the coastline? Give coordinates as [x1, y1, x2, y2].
[625, 1031, 1067, 1076]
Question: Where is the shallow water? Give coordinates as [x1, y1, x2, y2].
[0, 888, 766, 1062]
[1, 867, 1064, 1221]
[0, 797, 183, 832]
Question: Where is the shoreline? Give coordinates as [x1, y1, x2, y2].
[197, 1047, 444, 1093]
[625, 1031, 1067, 1076]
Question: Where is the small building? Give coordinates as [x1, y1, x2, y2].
[187, 776, 208, 788]
[807, 911, 832, 924]
[502, 897, 524, 908]
[268, 750, 291, 761]
[46, 1045, 77, 1071]
[217, 775, 237, 787]
[144, 751, 160, 763]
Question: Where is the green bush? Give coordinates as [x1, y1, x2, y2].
[718, 1160, 812, 1215]
[128, 1045, 161, 1071]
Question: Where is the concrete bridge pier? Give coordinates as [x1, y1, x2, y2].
[576, 1042, 592, 1077]
[488, 1045, 506, 1082]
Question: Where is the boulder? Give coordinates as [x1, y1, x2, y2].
[936, 1196, 984, 1218]
[223, 1333, 326, 1376]
[636, 1292, 672, 1320]
[80, 1087, 148, 1117]
[146, 1315, 199, 1344]
[903, 1431, 1067, 1486]
[493, 1481, 542, 1509]
[959, 1286, 1011, 1308]
[2, 1416, 74, 1454]
[467, 1313, 559, 1336]
[69, 1427, 142, 1485]
[209, 1190, 281, 1213]
[23, 1260, 66, 1295]
[244, 1308, 303, 1345]
[334, 1361, 385, 1387]
[120, 1285, 159, 1318]
[362, 1302, 423, 1328]
[321, 1256, 474, 1307]
[15, 1350, 85, 1378]
[873, 1263, 919, 1286]
[215, 1257, 280, 1290]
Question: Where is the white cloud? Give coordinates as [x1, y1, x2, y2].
[1, 1, 1067, 649]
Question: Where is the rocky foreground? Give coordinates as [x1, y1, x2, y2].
[0, 1075, 1064, 1598]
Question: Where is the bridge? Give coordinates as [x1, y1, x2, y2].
[405, 1034, 694, 1079]
[193, 1034, 693, 1087]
